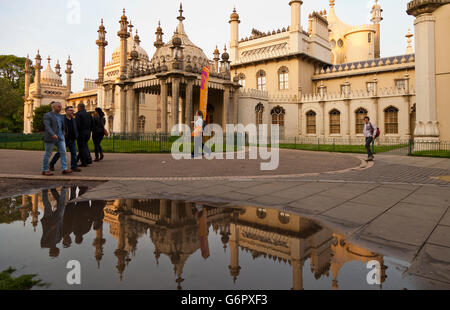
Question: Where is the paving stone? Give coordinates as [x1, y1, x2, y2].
[408, 244, 450, 285]
[386, 202, 448, 222]
[401, 193, 450, 208]
[360, 214, 438, 247]
[234, 182, 301, 196]
[320, 202, 386, 225]
[441, 210, 450, 227]
[428, 225, 450, 248]
[247, 195, 296, 206]
[350, 187, 414, 208]
[288, 194, 349, 215]
[319, 183, 379, 200]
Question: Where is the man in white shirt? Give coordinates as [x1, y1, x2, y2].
[363, 116, 377, 161]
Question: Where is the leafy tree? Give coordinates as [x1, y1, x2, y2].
[32, 104, 52, 133]
[0, 267, 47, 290]
[0, 55, 34, 133]
[0, 196, 23, 224]
[0, 78, 23, 133]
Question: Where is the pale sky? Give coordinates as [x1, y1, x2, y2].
[0, 0, 414, 92]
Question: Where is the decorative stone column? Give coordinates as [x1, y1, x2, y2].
[134, 91, 140, 133]
[407, 1, 443, 143]
[185, 79, 194, 130]
[161, 80, 168, 133]
[232, 87, 239, 125]
[96, 19, 108, 84]
[117, 9, 130, 81]
[172, 78, 180, 134]
[119, 85, 127, 133]
[222, 86, 231, 129]
[65, 56, 73, 94]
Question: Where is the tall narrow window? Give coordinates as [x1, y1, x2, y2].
[239, 73, 246, 88]
[256, 70, 266, 91]
[306, 110, 316, 134]
[271, 106, 285, 127]
[384, 106, 399, 134]
[278, 66, 289, 90]
[366, 82, 376, 94]
[329, 109, 341, 134]
[395, 79, 407, 91]
[368, 33, 372, 43]
[138, 116, 146, 133]
[255, 103, 264, 126]
[355, 108, 368, 134]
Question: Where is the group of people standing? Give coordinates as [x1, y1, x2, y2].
[42, 102, 107, 176]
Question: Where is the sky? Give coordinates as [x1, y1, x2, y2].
[0, 0, 415, 92]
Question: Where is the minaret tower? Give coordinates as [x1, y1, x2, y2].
[65, 56, 73, 94]
[154, 20, 164, 48]
[55, 60, 61, 77]
[213, 45, 220, 73]
[96, 18, 108, 84]
[229, 7, 240, 63]
[34, 51, 42, 99]
[405, 29, 414, 54]
[371, 0, 383, 59]
[117, 9, 130, 80]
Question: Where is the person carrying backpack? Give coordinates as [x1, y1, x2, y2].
[363, 116, 379, 161]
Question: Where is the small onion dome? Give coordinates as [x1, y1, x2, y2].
[130, 46, 139, 59]
[172, 36, 182, 47]
[233, 75, 240, 83]
[222, 51, 230, 61]
[230, 8, 239, 21]
[214, 46, 220, 55]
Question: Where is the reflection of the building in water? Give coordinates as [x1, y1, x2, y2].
[18, 188, 387, 290]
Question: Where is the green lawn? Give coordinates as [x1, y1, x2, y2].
[278, 143, 409, 154]
[413, 150, 450, 158]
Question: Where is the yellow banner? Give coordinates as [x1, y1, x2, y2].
[199, 66, 210, 121]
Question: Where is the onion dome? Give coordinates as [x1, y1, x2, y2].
[230, 7, 239, 21]
[41, 56, 63, 85]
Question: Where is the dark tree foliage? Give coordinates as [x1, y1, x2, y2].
[32, 104, 52, 133]
[0, 196, 23, 224]
[0, 55, 35, 133]
[0, 267, 47, 290]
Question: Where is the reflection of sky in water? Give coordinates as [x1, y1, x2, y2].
[0, 188, 424, 290]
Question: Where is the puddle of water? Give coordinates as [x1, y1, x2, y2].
[0, 187, 423, 290]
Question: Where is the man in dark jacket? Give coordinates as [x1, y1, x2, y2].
[75, 103, 93, 167]
[42, 102, 72, 176]
[49, 106, 82, 172]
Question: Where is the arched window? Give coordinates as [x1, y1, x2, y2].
[384, 106, 399, 134]
[329, 109, 341, 134]
[255, 103, 264, 125]
[239, 73, 246, 88]
[306, 110, 316, 134]
[108, 115, 114, 133]
[278, 67, 289, 90]
[271, 106, 285, 127]
[138, 116, 146, 133]
[278, 212, 290, 224]
[256, 208, 267, 219]
[355, 108, 368, 134]
[256, 70, 266, 91]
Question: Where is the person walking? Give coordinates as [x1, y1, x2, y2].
[75, 103, 93, 167]
[42, 102, 72, 176]
[363, 116, 378, 161]
[49, 106, 82, 172]
[191, 110, 211, 158]
[92, 107, 107, 162]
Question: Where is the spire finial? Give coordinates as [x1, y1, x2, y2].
[329, 0, 335, 8]
[128, 20, 134, 35]
[47, 56, 51, 65]
[178, 2, 185, 22]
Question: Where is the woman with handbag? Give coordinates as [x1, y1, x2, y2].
[92, 107, 107, 162]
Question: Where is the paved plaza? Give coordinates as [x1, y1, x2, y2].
[0, 148, 449, 287]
